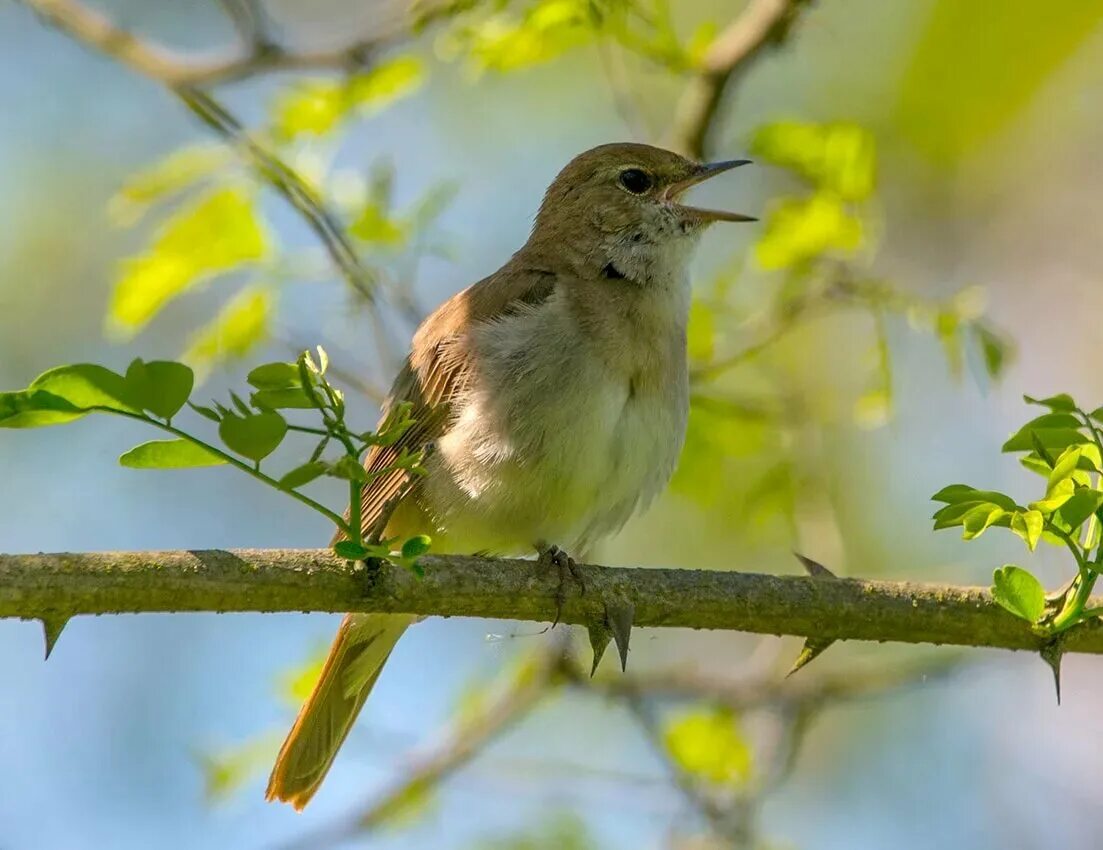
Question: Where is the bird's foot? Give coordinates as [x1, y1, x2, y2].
[538, 544, 585, 628]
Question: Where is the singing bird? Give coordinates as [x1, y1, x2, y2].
[267, 143, 754, 808]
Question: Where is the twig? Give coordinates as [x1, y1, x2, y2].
[668, 0, 812, 159]
[20, 0, 406, 87]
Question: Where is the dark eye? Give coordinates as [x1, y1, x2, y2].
[618, 168, 653, 194]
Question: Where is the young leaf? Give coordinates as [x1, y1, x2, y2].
[961, 504, 1008, 539]
[327, 456, 368, 481]
[1047, 446, 1084, 493]
[119, 439, 227, 468]
[334, 540, 371, 560]
[247, 362, 301, 390]
[400, 534, 432, 560]
[1010, 510, 1044, 551]
[278, 461, 329, 489]
[125, 359, 194, 420]
[1051, 489, 1103, 533]
[929, 485, 1017, 510]
[1029, 478, 1075, 515]
[250, 388, 316, 410]
[218, 411, 287, 462]
[188, 402, 222, 422]
[991, 565, 1046, 624]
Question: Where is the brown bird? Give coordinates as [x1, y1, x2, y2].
[266, 142, 754, 809]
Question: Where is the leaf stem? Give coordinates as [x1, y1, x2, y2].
[96, 406, 353, 535]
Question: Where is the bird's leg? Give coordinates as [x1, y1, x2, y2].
[537, 543, 586, 628]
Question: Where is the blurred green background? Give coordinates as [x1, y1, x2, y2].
[2, 0, 1103, 847]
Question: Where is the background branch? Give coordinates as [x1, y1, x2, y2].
[4, 549, 1102, 655]
[668, 0, 812, 159]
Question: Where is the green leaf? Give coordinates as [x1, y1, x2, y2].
[218, 410, 287, 462]
[327, 456, 368, 481]
[961, 504, 1008, 539]
[247, 362, 301, 390]
[1052, 489, 1103, 533]
[401, 534, 432, 560]
[188, 402, 221, 422]
[270, 79, 349, 139]
[1047, 445, 1084, 493]
[278, 461, 328, 489]
[1029, 477, 1075, 515]
[119, 439, 227, 469]
[1023, 393, 1077, 412]
[183, 286, 274, 380]
[250, 388, 316, 410]
[334, 540, 370, 560]
[1010, 509, 1044, 551]
[1002, 427, 1087, 453]
[28, 364, 139, 414]
[933, 501, 983, 530]
[930, 485, 1017, 510]
[991, 565, 1046, 624]
[0, 390, 84, 428]
[125, 359, 194, 420]
[109, 188, 268, 335]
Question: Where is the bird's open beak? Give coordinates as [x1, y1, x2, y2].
[664, 159, 756, 223]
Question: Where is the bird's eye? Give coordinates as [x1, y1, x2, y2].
[618, 168, 653, 195]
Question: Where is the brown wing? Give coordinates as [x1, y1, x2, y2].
[351, 263, 558, 537]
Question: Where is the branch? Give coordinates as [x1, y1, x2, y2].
[668, 0, 812, 159]
[5, 549, 1103, 655]
[20, 0, 406, 87]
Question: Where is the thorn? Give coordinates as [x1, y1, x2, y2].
[606, 601, 635, 673]
[794, 552, 836, 578]
[41, 615, 70, 660]
[786, 637, 835, 677]
[587, 619, 612, 677]
[1040, 637, 1065, 705]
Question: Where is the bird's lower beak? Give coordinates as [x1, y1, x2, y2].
[664, 159, 756, 223]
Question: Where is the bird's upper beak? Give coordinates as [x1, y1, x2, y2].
[663, 159, 756, 223]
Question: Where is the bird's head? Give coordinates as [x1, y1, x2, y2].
[529, 142, 754, 285]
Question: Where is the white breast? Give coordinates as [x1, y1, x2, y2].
[421, 287, 688, 557]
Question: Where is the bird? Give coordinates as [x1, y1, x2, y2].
[266, 142, 754, 809]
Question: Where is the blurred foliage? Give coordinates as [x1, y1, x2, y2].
[663, 706, 753, 788]
[933, 394, 1103, 635]
[897, 0, 1103, 162]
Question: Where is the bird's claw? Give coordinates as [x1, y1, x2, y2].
[539, 544, 585, 627]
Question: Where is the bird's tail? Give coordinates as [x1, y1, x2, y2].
[266, 612, 412, 809]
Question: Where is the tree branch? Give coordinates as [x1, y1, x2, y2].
[668, 0, 812, 159]
[20, 0, 405, 87]
[3, 549, 1102, 655]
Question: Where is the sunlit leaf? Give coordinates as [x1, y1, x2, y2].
[961, 503, 1008, 539]
[754, 194, 863, 269]
[1023, 393, 1077, 412]
[119, 439, 227, 469]
[1051, 489, 1103, 534]
[991, 565, 1046, 624]
[349, 55, 426, 112]
[109, 144, 230, 226]
[110, 188, 267, 334]
[29, 364, 138, 413]
[197, 734, 279, 804]
[750, 121, 876, 200]
[0, 390, 83, 428]
[250, 388, 316, 410]
[350, 202, 408, 247]
[1010, 509, 1044, 551]
[1029, 477, 1075, 515]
